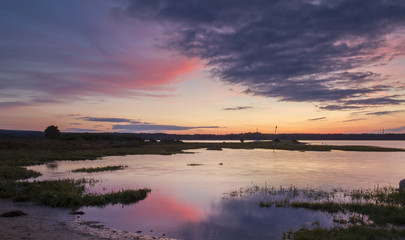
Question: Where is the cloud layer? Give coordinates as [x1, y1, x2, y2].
[67, 115, 220, 132]
[126, 0, 405, 109]
[0, 1, 200, 106]
[112, 124, 220, 132]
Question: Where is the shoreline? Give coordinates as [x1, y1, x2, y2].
[0, 199, 176, 240]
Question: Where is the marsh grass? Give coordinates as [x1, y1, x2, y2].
[0, 137, 157, 209]
[206, 147, 222, 151]
[71, 165, 128, 173]
[187, 163, 204, 166]
[284, 225, 405, 240]
[242, 185, 405, 239]
[0, 165, 41, 180]
[0, 179, 150, 208]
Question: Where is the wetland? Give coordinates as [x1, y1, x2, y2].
[1, 136, 405, 239]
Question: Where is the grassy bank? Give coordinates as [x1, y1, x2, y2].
[0, 179, 150, 208]
[0, 136, 157, 209]
[284, 225, 405, 240]
[255, 186, 405, 239]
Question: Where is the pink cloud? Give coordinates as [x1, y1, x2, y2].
[78, 55, 202, 95]
[0, 2, 203, 102]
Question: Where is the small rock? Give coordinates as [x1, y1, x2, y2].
[400, 179, 405, 190]
[70, 211, 85, 215]
[1, 210, 28, 217]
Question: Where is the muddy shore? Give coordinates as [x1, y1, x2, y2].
[0, 199, 176, 240]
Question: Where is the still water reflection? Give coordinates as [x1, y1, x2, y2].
[28, 141, 405, 239]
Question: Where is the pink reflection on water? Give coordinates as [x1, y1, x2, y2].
[127, 192, 205, 224]
[82, 191, 206, 237]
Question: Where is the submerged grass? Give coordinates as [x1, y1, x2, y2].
[253, 186, 405, 239]
[284, 225, 405, 240]
[71, 165, 128, 173]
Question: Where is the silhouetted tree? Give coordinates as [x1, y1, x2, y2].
[44, 125, 61, 139]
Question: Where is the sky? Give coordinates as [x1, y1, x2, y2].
[1, 0, 405, 134]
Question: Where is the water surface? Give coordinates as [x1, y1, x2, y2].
[28, 141, 405, 239]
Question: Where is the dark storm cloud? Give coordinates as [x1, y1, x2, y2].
[307, 117, 326, 121]
[222, 106, 253, 111]
[112, 124, 220, 132]
[365, 110, 405, 116]
[126, 0, 405, 108]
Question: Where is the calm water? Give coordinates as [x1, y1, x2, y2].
[28, 141, 405, 239]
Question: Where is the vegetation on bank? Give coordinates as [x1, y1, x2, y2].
[0, 179, 150, 208]
[284, 225, 405, 240]
[252, 186, 405, 239]
[71, 165, 128, 173]
[0, 131, 152, 209]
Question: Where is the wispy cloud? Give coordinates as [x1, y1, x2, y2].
[345, 96, 405, 106]
[307, 117, 327, 121]
[64, 128, 100, 133]
[77, 117, 140, 123]
[67, 115, 221, 132]
[0, 1, 200, 104]
[0, 98, 64, 109]
[222, 106, 253, 111]
[319, 105, 363, 111]
[340, 118, 366, 123]
[112, 124, 220, 132]
[319, 95, 405, 111]
[386, 126, 405, 133]
[365, 110, 405, 116]
[127, 0, 405, 108]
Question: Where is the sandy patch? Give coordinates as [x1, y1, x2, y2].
[0, 199, 178, 240]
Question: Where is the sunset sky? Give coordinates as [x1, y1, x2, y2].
[1, 0, 405, 134]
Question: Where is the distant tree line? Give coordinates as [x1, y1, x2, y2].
[135, 132, 405, 141]
[1, 128, 404, 141]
